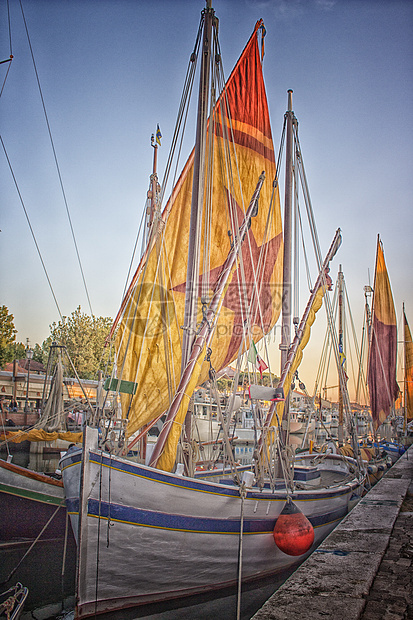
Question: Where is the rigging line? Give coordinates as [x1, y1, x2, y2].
[212, 67, 252, 350]
[1, 135, 63, 321]
[18, 0, 94, 317]
[322, 282, 355, 433]
[343, 279, 367, 400]
[113, 53, 198, 343]
[216, 61, 270, 355]
[0, 57, 12, 97]
[293, 127, 323, 270]
[158, 17, 202, 209]
[121, 205, 145, 306]
[293, 157, 299, 322]
[5, 0, 13, 55]
[356, 316, 368, 404]
[296, 195, 312, 291]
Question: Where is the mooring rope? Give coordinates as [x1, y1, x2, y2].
[0, 500, 65, 586]
[236, 483, 247, 620]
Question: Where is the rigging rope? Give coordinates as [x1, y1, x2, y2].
[1, 135, 63, 321]
[18, 0, 94, 317]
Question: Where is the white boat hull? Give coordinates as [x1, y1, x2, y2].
[60, 428, 360, 617]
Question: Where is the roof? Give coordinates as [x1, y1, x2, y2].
[3, 359, 46, 374]
[216, 366, 236, 379]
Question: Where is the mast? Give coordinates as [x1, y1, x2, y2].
[181, 1, 214, 371]
[338, 265, 344, 444]
[403, 302, 407, 435]
[143, 133, 159, 252]
[280, 90, 294, 419]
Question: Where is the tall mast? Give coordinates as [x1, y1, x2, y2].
[338, 265, 344, 444]
[181, 1, 214, 370]
[142, 133, 160, 254]
[280, 90, 294, 415]
[403, 302, 407, 434]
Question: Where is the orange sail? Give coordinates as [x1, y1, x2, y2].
[114, 21, 282, 448]
[367, 237, 399, 427]
[404, 309, 413, 422]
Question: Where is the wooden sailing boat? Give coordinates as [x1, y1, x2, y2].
[367, 236, 400, 430]
[60, 4, 362, 617]
[0, 345, 87, 542]
[353, 236, 406, 470]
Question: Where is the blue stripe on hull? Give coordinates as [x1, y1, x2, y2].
[65, 497, 347, 534]
[59, 449, 355, 502]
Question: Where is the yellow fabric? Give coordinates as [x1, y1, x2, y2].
[156, 345, 207, 472]
[374, 242, 397, 327]
[339, 445, 372, 462]
[1, 429, 83, 444]
[116, 29, 283, 446]
[269, 286, 325, 427]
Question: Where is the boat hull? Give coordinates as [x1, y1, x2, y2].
[61, 428, 360, 618]
[0, 458, 68, 541]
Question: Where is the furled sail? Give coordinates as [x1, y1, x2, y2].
[259, 229, 341, 440]
[272, 284, 325, 426]
[404, 309, 413, 422]
[114, 21, 282, 440]
[367, 237, 399, 427]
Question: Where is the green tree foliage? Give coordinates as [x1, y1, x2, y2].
[42, 306, 113, 379]
[32, 343, 44, 364]
[12, 342, 26, 360]
[0, 305, 17, 368]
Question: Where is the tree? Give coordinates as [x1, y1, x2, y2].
[32, 343, 44, 364]
[42, 306, 113, 380]
[0, 305, 17, 368]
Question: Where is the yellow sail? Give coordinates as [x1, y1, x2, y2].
[368, 238, 399, 427]
[115, 21, 283, 441]
[156, 344, 207, 472]
[271, 285, 325, 426]
[0, 429, 83, 443]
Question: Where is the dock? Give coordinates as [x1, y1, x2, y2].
[253, 445, 413, 620]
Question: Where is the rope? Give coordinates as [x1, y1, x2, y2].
[61, 510, 70, 597]
[94, 451, 105, 618]
[1, 136, 63, 321]
[208, 356, 241, 482]
[0, 500, 65, 586]
[18, 0, 94, 317]
[236, 483, 247, 620]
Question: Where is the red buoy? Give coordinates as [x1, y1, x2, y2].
[273, 497, 314, 556]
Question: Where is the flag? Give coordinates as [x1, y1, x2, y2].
[248, 340, 268, 377]
[338, 333, 349, 381]
[156, 124, 162, 146]
[338, 334, 346, 367]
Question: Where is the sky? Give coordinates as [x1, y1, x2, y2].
[1, 0, 412, 401]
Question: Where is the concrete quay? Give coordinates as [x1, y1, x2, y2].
[253, 445, 413, 620]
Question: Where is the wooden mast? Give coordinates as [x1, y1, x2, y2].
[181, 0, 214, 370]
[338, 265, 344, 444]
[280, 90, 294, 426]
[403, 302, 407, 435]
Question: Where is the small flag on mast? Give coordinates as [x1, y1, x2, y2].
[338, 334, 346, 367]
[156, 124, 162, 146]
[248, 340, 268, 378]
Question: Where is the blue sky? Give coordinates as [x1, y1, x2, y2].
[1, 0, 412, 398]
